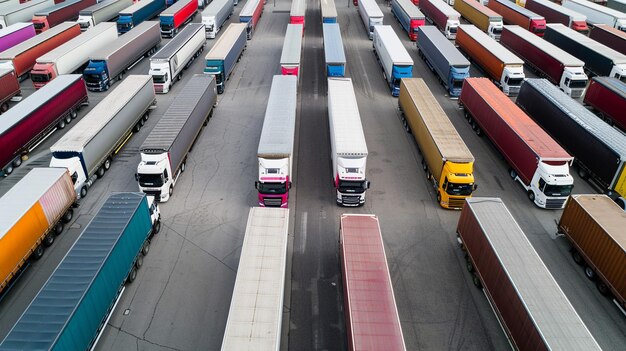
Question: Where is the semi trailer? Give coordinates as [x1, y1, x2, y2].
[0, 68, 19, 113]
[0, 0, 54, 29]
[562, 0, 626, 31]
[290, 0, 305, 26]
[204, 23, 247, 94]
[201, 0, 232, 39]
[391, 0, 425, 41]
[321, 0, 337, 23]
[0, 22, 35, 52]
[453, 0, 503, 40]
[488, 0, 547, 36]
[373, 25, 413, 96]
[590, 24, 626, 56]
[399, 79, 476, 209]
[525, 0, 588, 34]
[279, 23, 302, 76]
[420, 0, 460, 39]
[150, 23, 205, 93]
[323, 23, 346, 77]
[50, 75, 156, 199]
[77, 0, 133, 31]
[459, 78, 574, 209]
[138, 75, 216, 202]
[583, 77, 626, 132]
[159, 0, 197, 38]
[31, 0, 96, 34]
[239, 0, 263, 39]
[116, 0, 166, 34]
[358, 0, 383, 40]
[0, 74, 88, 176]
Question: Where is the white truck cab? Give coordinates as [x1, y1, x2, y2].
[445, 19, 460, 39]
[136, 152, 181, 203]
[335, 156, 370, 206]
[512, 162, 574, 209]
[488, 20, 503, 41]
[148, 61, 173, 93]
[501, 66, 525, 95]
[609, 64, 626, 83]
[49, 157, 94, 200]
[203, 15, 219, 38]
[560, 67, 588, 98]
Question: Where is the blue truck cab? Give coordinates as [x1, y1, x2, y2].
[117, 0, 166, 34]
[83, 60, 109, 91]
[391, 65, 413, 96]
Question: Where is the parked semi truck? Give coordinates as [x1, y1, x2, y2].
[159, 0, 197, 38]
[84, 21, 160, 91]
[590, 24, 626, 55]
[358, 0, 383, 40]
[323, 23, 346, 77]
[221, 207, 289, 351]
[517, 78, 626, 199]
[0, 22, 35, 52]
[608, 0, 626, 12]
[0, 68, 19, 113]
[500, 25, 587, 97]
[290, 0, 305, 26]
[254, 76, 297, 207]
[328, 78, 370, 206]
[399, 79, 475, 209]
[416, 26, 469, 97]
[584, 77, 626, 131]
[0, 168, 76, 297]
[0, 0, 54, 28]
[558, 194, 626, 312]
[117, 0, 165, 34]
[0, 22, 80, 78]
[454, 0, 503, 40]
[456, 25, 525, 96]
[32, 0, 96, 34]
[202, 0, 232, 39]
[340, 214, 406, 351]
[0, 74, 88, 176]
[137, 75, 216, 202]
[321, 0, 337, 23]
[50, 75, 156, 199]
[280, 24, 302, 76]
[545, 23, 626, 80]
[460, 78, 574, 208]
[30, 22, 118, 89]
[77, 0, 134, 31]
[150, 23, 205, 93]
[420, 0, 460, 39]
[0, 192, 160, 351]
[391, 0, 425, 41]
[525, 0, 588, 34]
[457, 197, 602, 351]
[562, 0, 626, 31]
[373, 25, 413, 96]
[204, 23, 246, 94]
[488, 0, 547, 36]
[239, 0, 263, 39]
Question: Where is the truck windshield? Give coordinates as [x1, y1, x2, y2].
[507, 78, 523, 87]
[568, 79, 588, 89]
[449, 26, 458, 34]
[153, 73, 167, 84]
[258, 182, 287, 194]
[543, 184, 573, 197]
[452, 79, 464, 90]
[138, 173, 164, 187]
[84, 74, 101, 83]
[30, 73, 51, 82]
[446, 183, 473, 196]
[338, 180, 367, 194]
[493, 27, 502, 35]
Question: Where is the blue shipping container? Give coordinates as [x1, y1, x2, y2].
[0, 193, 153, 351]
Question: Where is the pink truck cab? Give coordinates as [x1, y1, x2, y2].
[255, 75, 297, 207]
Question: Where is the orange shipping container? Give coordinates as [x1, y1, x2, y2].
[558, 194, 626, 309]
[0, 168, 75, 293]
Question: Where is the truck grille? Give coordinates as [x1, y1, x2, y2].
[263, 198, 283, 207]
[545, 198, 566, 209]
[341, 195, 361, 205]
[154, 85, 164, 93]
[448, 197, 466, 209]
[570, 91, 583, 99]
[144, 190, 161, 199]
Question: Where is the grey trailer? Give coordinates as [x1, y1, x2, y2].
[323, 23, 346, 77]
[77, 0, 134, 31]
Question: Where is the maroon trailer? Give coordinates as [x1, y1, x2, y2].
[0, 74, 88, 176]
[0, 69, 20, 114]
[584, 77, 626, 132]
[340, 214, 406, 351]
[31, 0, 97, 34]
[589, 24, 626, 56]
[457, 197, 602, 351]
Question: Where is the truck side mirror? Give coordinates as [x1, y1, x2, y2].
[254, 181, 259, 190]
[288, 182, 292, 190]
[366, 181, 371, 189]
[473, 184, 478, 191]
[135, 173, 139, 181]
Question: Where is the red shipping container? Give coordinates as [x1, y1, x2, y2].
[584, 77, 626, 132]
[0, 69, 20, 114]
[589, 24, 626, 56]
[488, 0, 547, 36]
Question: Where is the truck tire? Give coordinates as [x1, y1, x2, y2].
[55, 222, 64, 235]
[127, 266, 137, 283]
[32, 245, 44, 260]
[577, 167, 589, 180]
[528, 191, 535, 203]
[80, 186, 88, 198]
[169, 185, 174, 197]
[584, 266, 596, 280]
[44, 233, 55, 247]
[12, 157, 21, 167]
[71, 110, 77, 119]
[136, 254, 143, 268]
[509, 169, 517, 179]
[4, 164, 13, 175]
[58, 119, 66, 129]
[466, 261, 474, 273]
[597, 281, 610, 296]
[0, 102, 8, 112]
[104, 157, 112, 171]
[472, 274, 482, 288]
[133, 123, 141, 132]
[140, 117, 145, 127]
[474, 127, 482, 136]
[571, 249, 583, 265]
[65, 114, 72, 124]
[63, 209, 74, 223]
[141, 241, 150, 256]
[153, 221, 161, 235]
[421, 159, 427, 171]
[97, 166, 105, 178]
[181, 162, 186, 173]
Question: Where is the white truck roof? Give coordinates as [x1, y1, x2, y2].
[395, 0, 425, 19]
[119, 0, 155, 15]
[290, 0, 305, 17]
[321, 0, 337, 19]
[220, 207, 289, 351]
[504, 25, 584, 67]
[35, 22, 117, 64]
[460, 25, 524, 65]
[427, 0, 460, 18]
[359, 0, 383, 18]
[239, 0, 261, 18]
[279, 24, 302, 66]
[202, 0, 229, 16]
[374, 25, 413, 65]
[257, 75, 297, 158]
[328, 78, 368, 156]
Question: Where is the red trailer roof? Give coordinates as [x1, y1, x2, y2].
[340, 214, 406, 351]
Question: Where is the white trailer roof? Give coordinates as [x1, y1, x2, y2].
[395, 0, 425, 19]
[205, 23, 246, 60]
[374, 25, 413, 65]
[202, 0, 229, 16]
[79, 0, 123, 16]
[323, 23, 346, 64]
[119, 0, 156, 15]
[464, 197, 602, 351]
[35, 22, 117, 63]
[239, 0, 261, 18]
[161, 0, 193, 16]
[321, 0, 337, 19]
[427, 0, 460, 18]
[257, 75, 297, 157]
[89, 21, 158, 60]
[359, 0, 383, 18]
[547, 23, 626, 64]
[0, 0, 49, 15]
[152, 23, 204, 60]
[34, 0, 82, 16]
[279, 24, 302, 66]
[459, 25, 524, 65]
[220, 207, 289, 351]
[327, 78, 368, 156]
[565, 0, 626, 19]
[531, 0, 587, 22]
[50, 75, 152, 152]
[0, 168, 67, 240]
[0, 22, 31, 37]
[0, 22, 76, 60]
[290, 0, 305, 17]
[504, 25, 584, 67]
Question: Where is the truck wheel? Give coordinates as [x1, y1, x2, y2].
[71, 110, 77, 119]
[528, 191, 535, 203]
[136, 254, 144, 268]
[509, 169, 517, 179]
[140, 118, 145, 126]
[472, 274, 482, 289]
[63, 209, 74, 223]
[571, 249, 583, 265]
[597, 281, 610, 296]
[32, 245, 45, 260]
[4, 165, 13, 175]
[44, 233, 55, 247]
[153, 221, 161, 235]
[181, 162, 186, 173]
[104, 157, 112, 171]
[127, 266, 138, 283]
[169, 185, 174, 197]
[58, 119, 66, 129]
[143, 113, 149, 122]
[104, 82, 109, 91]
[437, 192, 441, 204]
[584, 266, 596, 280]
[80, 186, 88, 198]
[577, 168, 589, 180]
[0, 102, 8, 112]
[141, 241, 150, 256]
[97, 166, 105, 178]
[55, 222, 64, 235]
[133, 123, 141, 132]
[12, 157, 21, 167]
[421, 159, 427, 171]
[474, 127, 482, 136]
[65, 115, 72, 124]
[466, 261, 474, 273]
